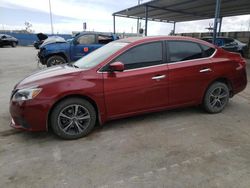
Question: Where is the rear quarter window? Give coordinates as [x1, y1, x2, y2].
[200, 44, 216, 57]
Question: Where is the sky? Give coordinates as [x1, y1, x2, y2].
[0, 0, 250, 35]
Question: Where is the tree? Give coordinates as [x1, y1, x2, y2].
[24, 21, 33, 33]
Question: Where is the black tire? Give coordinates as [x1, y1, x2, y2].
[47, 55, 66, 67]
[50, 98, 96, 140]
[11, 42, 17, 47]
[203, 82, 229, 113]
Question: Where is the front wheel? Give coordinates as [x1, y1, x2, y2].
[50, 98, 96, 139]
[46, 55, 66, 67]
[11, 42, 17, 47]
[203, 82, 230, 113]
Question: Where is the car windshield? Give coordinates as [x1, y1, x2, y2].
[74, 42, 129, 69]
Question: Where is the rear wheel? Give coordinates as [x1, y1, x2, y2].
[203, 82, 229, 113]
[50, 98, 96, 139]
[47, 55, 66, 67]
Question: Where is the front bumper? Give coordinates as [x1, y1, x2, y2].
[37, 51, 46, 65]
[9, 99, 51, 132]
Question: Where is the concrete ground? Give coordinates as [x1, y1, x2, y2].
[0, 47, 250, 188]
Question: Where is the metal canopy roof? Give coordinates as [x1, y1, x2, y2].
[113, 0, 250, 23]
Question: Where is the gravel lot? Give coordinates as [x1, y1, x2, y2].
[0, 47, 250, 188]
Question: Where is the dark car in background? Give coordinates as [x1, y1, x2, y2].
[33, 33, 48, 49]
[0, 34, 18, 47]
[38, 32, 119, 67]
[201, 37, 248, 56]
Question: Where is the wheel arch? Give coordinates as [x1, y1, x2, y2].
[46, 52, 69, 63]
[46, 94, 100, 131]
[202, 77, 233, 103]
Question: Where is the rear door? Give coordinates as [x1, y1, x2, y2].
[166, 40, 215, 106]
[102, 41, 169, 118]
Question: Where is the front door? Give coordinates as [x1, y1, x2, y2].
[102, 41, 169, 118]
[70, 34, 102, 61]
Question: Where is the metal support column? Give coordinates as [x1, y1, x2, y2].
[213, 0, 221, 44]
[218, 17, 223, 36]
[49, 0, 54, 34]
[137, 0, 141, 34]
[113, 15, 116, 34]
[145, 5, 148, 36]
[173, 22, 176, 35]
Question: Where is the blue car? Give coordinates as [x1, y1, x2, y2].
[38, 32, 119, 67]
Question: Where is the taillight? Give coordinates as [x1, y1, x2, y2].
[236, 57, 246, 70]
[239, 58, 246, 67]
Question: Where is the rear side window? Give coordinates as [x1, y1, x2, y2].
[224, 38, 234, 44]
[168, 41, 203, 62]
[201, 44, 216, 57]
[115, 42, 163, 70]
[98, 35, 113, 44]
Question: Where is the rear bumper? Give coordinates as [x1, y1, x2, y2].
[232, 67, 247, 95]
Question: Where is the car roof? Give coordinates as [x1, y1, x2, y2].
[115, 35, 215, 48]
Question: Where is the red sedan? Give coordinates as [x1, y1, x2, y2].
[9, 36, 247, 139]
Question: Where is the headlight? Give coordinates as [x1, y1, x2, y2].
[12, 87, 42, 102]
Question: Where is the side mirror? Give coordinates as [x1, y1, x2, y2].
[72, 39, 79, 45]
[109, 62, 124, 72]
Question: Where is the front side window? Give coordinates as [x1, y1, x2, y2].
[115, 42, 163, 70]
[168, 41, 203, 62]
[77, 34, 95, 44]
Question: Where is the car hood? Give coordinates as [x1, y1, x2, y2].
[40, 36, 66, 48]
[40, 41, 70, 51]
[15, 65, 83, 89]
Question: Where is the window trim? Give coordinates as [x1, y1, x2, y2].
[166, 40, 216, 64]
[99, 41, 166, 72]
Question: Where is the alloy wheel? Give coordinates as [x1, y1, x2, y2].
[209, 86, 228, 110]
[58, 104, 91, 135]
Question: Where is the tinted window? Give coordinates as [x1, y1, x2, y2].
[200, 44, 216, 57]
[168, 41, 203, 62]
[224, 38, 234, 44]
[77, 34, 95, 44]
[115, 42, 163, 70]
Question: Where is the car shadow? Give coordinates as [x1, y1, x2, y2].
[94, 106, 203, 133]
[1, 106, 211, 142]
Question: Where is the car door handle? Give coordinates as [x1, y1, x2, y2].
[199, 68, 212, 73]
[152, 75, 166, 80]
